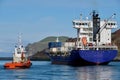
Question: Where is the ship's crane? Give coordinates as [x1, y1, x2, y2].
[95, 13, 116, 49]
[98, 13, 116, 34]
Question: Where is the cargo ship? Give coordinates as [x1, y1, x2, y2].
[46, 10, 118, 66]
[4, 35, 32, 69]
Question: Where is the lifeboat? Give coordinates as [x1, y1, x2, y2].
[82, 37, 87, 46]
[4, 35, 32, 69]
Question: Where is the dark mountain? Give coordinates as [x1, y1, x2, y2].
[112, 29, 120, 46]
[112, 29, 120, 60]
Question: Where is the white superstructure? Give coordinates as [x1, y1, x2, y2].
[47, 11, 118, 54]
[100, 21, 117, 44]
[13, 35, 27, 62]
[73, 11, 117, 47]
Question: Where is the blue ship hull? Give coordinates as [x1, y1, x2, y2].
[47, 50, 117, 66]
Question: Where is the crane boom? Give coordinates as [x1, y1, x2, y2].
[98, 13, 116, 34]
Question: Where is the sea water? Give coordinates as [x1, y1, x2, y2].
[0, 61, 120, 80]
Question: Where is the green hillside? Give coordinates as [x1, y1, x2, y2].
[25, 36, 69, 56]
[40, 36, 69, 42]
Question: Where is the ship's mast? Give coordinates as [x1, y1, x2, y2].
[18, 33, 22, 48]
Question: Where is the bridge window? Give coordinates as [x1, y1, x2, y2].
[108, 23, 110, 25]
[111, 23, 113, 25]
[108, 23, 116, 25]
[82, 23, 84, 25]
[79, 23, 81, 25]
[85, 23, 88, 25]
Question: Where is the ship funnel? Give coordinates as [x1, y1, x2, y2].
[92, 10, 100, 42]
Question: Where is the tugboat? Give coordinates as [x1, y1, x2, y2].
[46, 10, 118, 66]
[4, 35, 32, 69]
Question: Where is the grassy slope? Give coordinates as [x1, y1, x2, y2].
[25, 36, 69, 57]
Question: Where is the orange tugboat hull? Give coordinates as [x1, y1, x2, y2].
[4, 60, 32, 69]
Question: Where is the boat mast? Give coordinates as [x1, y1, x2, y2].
[18, 33, 22, 48]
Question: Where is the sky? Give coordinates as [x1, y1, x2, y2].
[0, 0, 120, 53]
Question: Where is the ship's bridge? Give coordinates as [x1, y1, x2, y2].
[73, 20, 93, 43]
[72, 20, 92, 28]
[101, 20, 117, 29]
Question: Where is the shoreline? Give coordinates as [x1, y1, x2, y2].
[0, 57, 119, 61]
[0, 57, 50, 61]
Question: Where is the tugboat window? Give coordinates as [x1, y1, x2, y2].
[76, 23, 79, 25]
